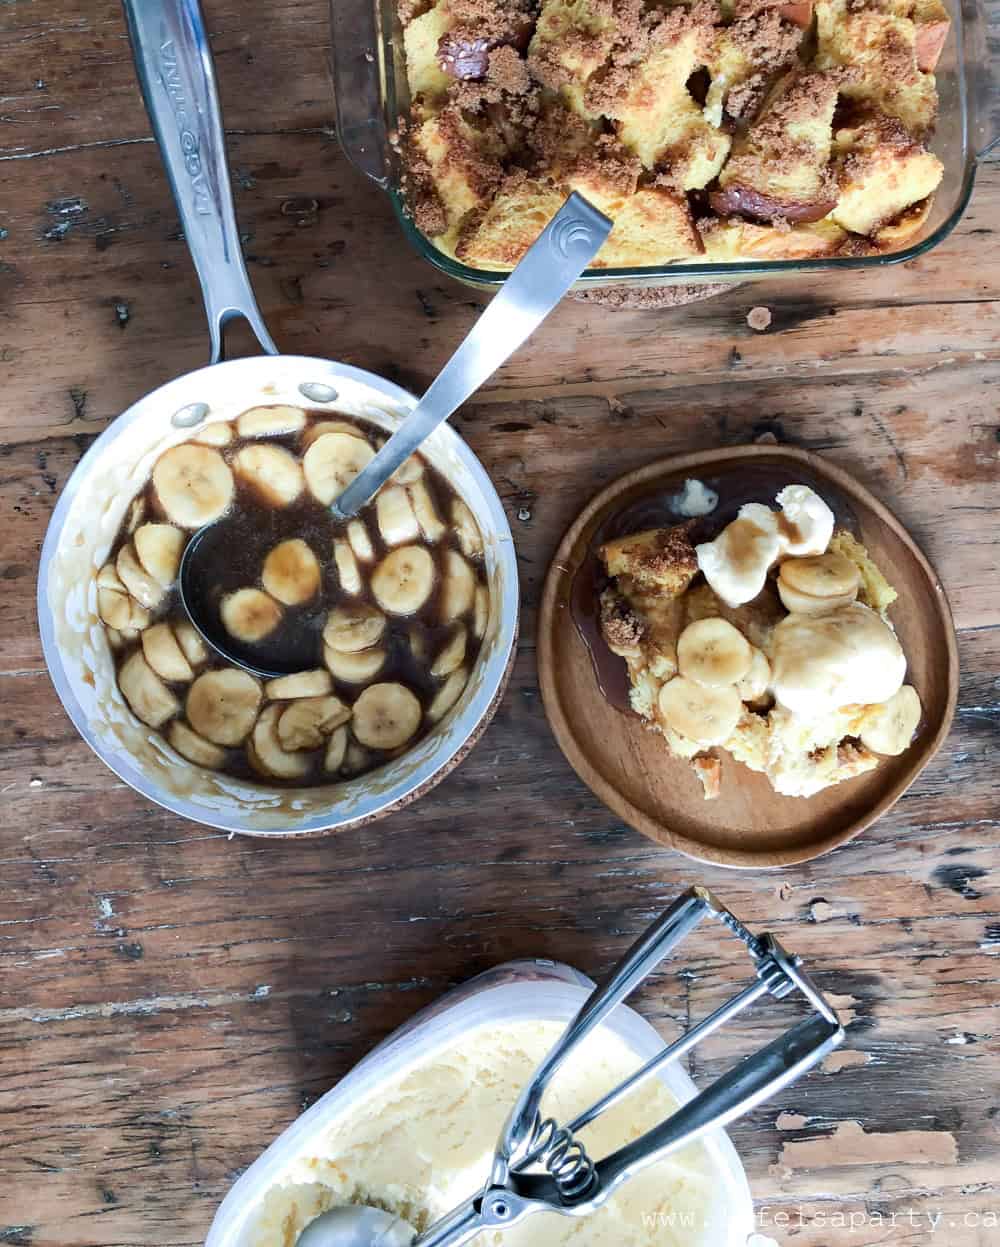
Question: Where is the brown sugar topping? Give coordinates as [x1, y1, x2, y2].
[399, 139, 450, 237]
[572, 133, 643, 195]
[397, 0, 944, 269]
[877, 23, 922, 85]
[728, 9, 803, 70]
[583, 1, 711, 116]
[599, 589, 646, 650]
[725, 73, 771, 121]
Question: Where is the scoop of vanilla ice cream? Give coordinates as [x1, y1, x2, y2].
[695, 504, 782, 606]
[775, 485, 834, 557]
[770, 602, 906, 716]
[245, 1020, 722, 1247]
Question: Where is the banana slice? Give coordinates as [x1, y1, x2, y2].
[409, 479, 446, 543]
[472, 584, 489, 640]
[187, 668, 262, 745]
[233, 444, 304, 507]
[324, 644, 386, 683]
[376, 485, 420, 546]
[409, 628, 427, 662]
[431, 624, 467, 677]
[440, 550, 476, 622]
[657, 677, 742, 746]
[333, 539, 363, 595]
[134, 523, 185, 588]
[167, 719, 226, 769]
[780, 551, 859, 595]
[142, 622, 194, 683]
[250, 703, 310, 779]
[174, 620, 209, 669]
[191, 421, 233, 447]
[347, 519, 375, 562]
[859, 684, 922, 755]
[303, 432, 374, 504]
[262, 538, 321, 606]
[385, 456, 420, 489]
[221, 588, 283, 643]
[153, 443, 234, 528]
[452, 498, 484, 559]
[265, 669, 333, 700]
[277, 695, 352, 751]
[737, 647, 772, 703]
[116, 542, 166, 611]
[352, 682, 422, 749]
[118, 650, 180, 728]
[776, 579, 854, 615]
[778, 552, 861, 615]
[98, 584, 132, 630]
[677, 618, 753, 688]
[236, 404, 306, 438]
[341, 739, 373, 777]
[98, 562, 126, 592]
[301, 420, 369, 450]
[128, 599, 151, 631]
[323, 724, 349, 772]
[106, 627, 132, 650]
[126, 495, 146, 535]
[371, 546, 435, 615]
[427, 666, 468, 724]
[323, 603, 385, 652]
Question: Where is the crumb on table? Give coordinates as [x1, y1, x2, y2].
[747, 305, 773, 331]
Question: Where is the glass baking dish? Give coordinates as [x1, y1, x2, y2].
[330, 0, 998, 290]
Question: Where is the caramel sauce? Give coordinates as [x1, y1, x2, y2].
[569, 464, 858, 713]
[105, 410, 489, 787]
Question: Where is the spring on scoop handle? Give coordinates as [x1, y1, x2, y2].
[525, 1115, 597, 1201]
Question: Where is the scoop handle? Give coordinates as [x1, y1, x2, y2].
[492, 887, 711, 1184]
[122, 0, 277, 362]
[330, 193, 612, 519]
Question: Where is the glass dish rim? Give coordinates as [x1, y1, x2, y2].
[387, 169, 977, 288]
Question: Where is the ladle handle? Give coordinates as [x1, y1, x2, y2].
[122, 0, 278, 362]
[330, 193, 612, 519]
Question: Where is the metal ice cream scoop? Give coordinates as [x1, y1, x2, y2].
[295, 886, 845, 1247]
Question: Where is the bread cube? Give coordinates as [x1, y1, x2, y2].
[710, 68, 845, 223]
[592, 188, 704, 266]
[831, 112, 943, 235]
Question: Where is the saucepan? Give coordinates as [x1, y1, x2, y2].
[35, 0, 530, 835]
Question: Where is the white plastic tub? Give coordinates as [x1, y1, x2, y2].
[206, 959, 755, 1247]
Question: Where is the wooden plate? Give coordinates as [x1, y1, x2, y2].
[538, 446, 958, 869]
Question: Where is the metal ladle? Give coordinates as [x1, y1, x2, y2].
[174, 193, 609, 678]
[123, 0, 611, 680]
[293, 887, 844, 1247]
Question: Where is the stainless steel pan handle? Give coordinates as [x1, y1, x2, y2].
[121, 0, 278, 361]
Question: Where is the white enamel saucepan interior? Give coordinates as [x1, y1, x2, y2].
[35, 1, 519, 835]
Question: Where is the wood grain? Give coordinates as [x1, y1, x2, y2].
[1, 1, 999, 1245]
[538, 445, 960, 866]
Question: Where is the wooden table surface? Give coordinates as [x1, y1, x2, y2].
[2, 3, 999, 1245]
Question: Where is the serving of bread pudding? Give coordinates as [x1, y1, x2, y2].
[596, 484, 923, 799]
[397, 0, 947, 269]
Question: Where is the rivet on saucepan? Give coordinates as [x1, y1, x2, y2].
[171, 402, 210, 429]
[298, 382, 339, 404]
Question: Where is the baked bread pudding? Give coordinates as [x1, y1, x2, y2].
[397, 0, 947, 268]
[597, 484, 922, 798]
